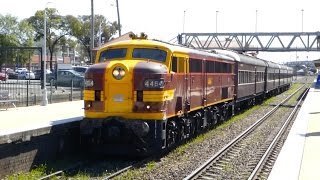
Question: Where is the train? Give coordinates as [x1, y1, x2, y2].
[80, 33, 294, 155]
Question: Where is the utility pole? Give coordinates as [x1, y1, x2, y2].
[116, 0, 121, 37]
[301, 9, 304, 32]
[90, 0, 94, 63]
[215, 10, 219, 33]
[183, 10, 186, 33]
[255, 10, 258, 32]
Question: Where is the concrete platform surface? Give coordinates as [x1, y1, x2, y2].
[0, 100, 84, 136]
[268, 85, 320, 180]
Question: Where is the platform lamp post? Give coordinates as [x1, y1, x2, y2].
[42, 2, 52, 106]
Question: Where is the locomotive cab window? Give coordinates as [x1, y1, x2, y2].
[171, 57, 177, 72]
[99, 48, 127, 62]
[132, 48, 167, 62]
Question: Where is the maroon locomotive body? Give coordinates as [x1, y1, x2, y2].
[81, 35, 293, 155]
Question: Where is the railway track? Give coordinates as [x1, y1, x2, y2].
[184, 84, 308, 180]
[37, 161, 86, 180]
[247, 87, 309, 179]
[103, 155, 160, 179]
[37, 156, 153, 180]
[37, 157, 138, 180]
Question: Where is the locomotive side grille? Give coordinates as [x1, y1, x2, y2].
[95, 90, 102, 101]
[136, 90, 143, 102]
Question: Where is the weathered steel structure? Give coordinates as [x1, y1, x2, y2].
[177, 32, 320, 52]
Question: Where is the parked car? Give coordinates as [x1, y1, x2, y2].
[72, 66, 89, 75]
[34, 69, 52, 80]
[15, 68, 28, 73]
[1, 68, 15, 79]
[47, 69, 84, 87]
[17, 71, 35, 80]
[0, 72, 8, 81]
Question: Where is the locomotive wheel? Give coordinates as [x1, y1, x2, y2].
[212, 108, 219, 125]
[219, 104, 228, 122]
[177, 119, 185, 142]
[166, 120, 178, 148]
[193, 112, 203, 133]
[206, 108, 214, 128]
[189, 116, 196, 137]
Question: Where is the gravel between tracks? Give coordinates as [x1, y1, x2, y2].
[116, 77, 312, 180]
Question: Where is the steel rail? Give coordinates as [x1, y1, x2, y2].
[247, 87, 310, 180]
[184, 84, 306, 180]
[104, 164, 134, 180]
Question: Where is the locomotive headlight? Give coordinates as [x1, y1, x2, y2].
[120, 69, 126, 76]
[84, 79, 94, 88]
[112, 69, 119, 76]
[112, 66, 125, 80]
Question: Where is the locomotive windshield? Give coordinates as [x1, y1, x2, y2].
[132, 48, 167, 62]
[99, 48, 127, 62]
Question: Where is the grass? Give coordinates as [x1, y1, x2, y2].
[6, 165, 47, 180]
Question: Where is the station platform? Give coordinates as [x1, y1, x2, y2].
[268, 82, 320, 180]
[0, 100, 83, 137]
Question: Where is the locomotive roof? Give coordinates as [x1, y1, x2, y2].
[102, 39, 235, 62]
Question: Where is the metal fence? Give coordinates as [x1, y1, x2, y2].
[0, 79, 84, 108]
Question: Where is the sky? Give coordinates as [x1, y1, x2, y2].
[1, 0, 320, 63]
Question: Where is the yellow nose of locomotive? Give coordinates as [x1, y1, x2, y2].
[106, 62, 132, 113]
[84, 60, 138, 118]
[84, 59, 169, 120]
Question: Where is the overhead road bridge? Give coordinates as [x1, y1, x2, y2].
[177, 32, 320, 52]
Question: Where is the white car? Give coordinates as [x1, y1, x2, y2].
[17, 71, 35, 80]
[15, 68, 28, 73]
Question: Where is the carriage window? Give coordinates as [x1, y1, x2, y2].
[206, 61, 215, 73]
[215, 62, 220, 73]
[190, 59, 202, 72]
[222, 63, 230, 73]
[132, 48, 167, 62]
[99, 48, 127, 62]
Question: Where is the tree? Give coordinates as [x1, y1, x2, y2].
[27, 8, 69, 70]
[0, 14, 34, 67]
[66, 14, 118, 63]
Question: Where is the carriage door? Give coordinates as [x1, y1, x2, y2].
[189, 58, 203, 110]
[172, 55, 189, 113]
[182, 57, 190, 112]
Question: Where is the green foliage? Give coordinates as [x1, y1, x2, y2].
[6, 164, 47, 180]
[27, 8, 69, 70]
[0, 14, 35, 66]
[66, 14, 118, 62]
[1, 9, 120, 67]
[144, 161, 156, 172]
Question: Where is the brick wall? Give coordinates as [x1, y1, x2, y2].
[0, 122, 80, 178]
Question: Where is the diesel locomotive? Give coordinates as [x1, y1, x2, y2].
[80, 33, 293, 155]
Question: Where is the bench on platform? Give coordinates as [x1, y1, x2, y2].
[0, 90, 18, 110]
